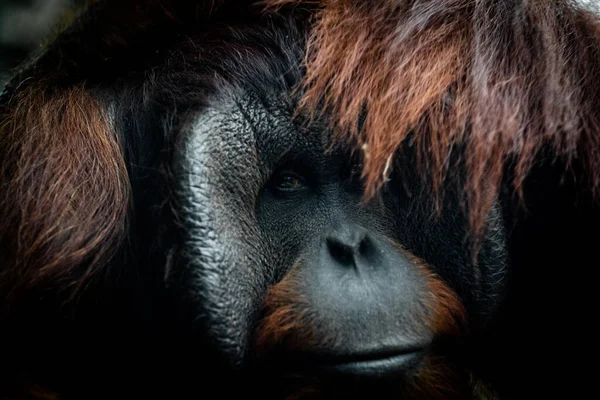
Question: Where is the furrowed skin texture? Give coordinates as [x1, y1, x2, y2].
[0, 0, 598, 399]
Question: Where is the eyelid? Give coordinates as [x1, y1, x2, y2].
[351, 162, 363, 177]
[343, 160, 363, 182]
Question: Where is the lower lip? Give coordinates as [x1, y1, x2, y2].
[317, 350, 426, 378]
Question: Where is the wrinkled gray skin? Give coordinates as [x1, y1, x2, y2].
[170, 88, 508, 375]
[172, 92, 303, 364]
[173, 95, 268, 362]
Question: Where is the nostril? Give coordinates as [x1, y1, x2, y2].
[326, 237, 355, 267]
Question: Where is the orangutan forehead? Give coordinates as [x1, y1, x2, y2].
[269, 0, 600, 238]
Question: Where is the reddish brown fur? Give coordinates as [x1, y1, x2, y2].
[269, 0, 600, 241]
[414, 260, 466, 338]
[402, 255, 469, 398]
[2, 0, 594, 397]
[256, 264, 326, 355]
[0, 84, 130, 307]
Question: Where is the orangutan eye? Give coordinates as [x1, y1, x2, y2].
[272, 171, 306, 193]
[350, 162, 363, 179]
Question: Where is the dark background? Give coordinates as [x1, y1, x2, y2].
[0, 0, 78, 87]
